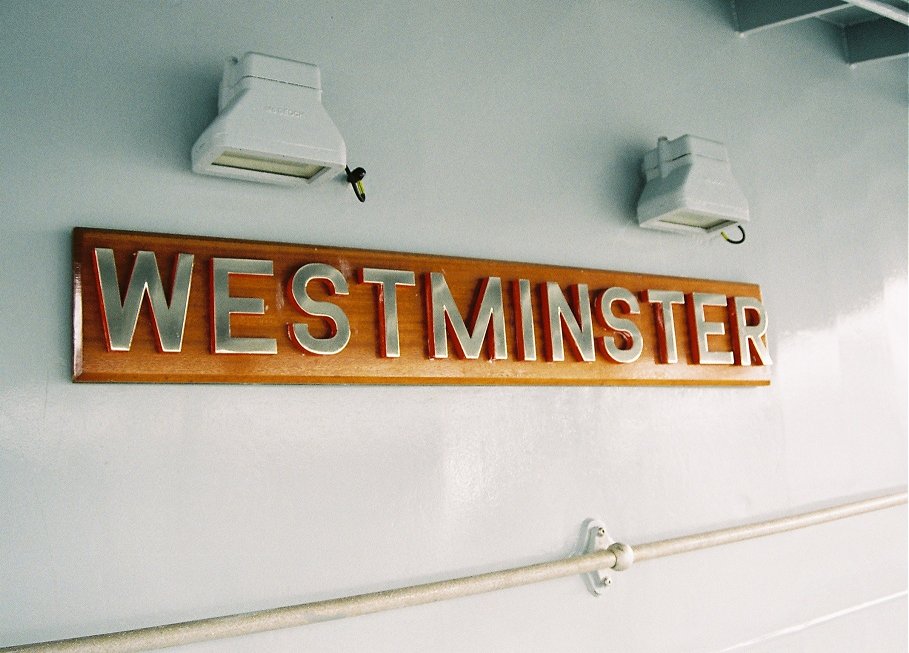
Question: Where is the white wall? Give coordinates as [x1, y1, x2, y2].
[1, 1, 906, 650]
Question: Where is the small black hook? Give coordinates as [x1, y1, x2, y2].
[720, 225, 746, 245]
[345, 166, 366, 203]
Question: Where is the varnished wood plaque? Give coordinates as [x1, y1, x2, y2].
[73, 228, 772, 385]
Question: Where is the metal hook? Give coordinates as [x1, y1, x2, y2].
[345, 166, 366, 202]
[721, 225, 746, 244]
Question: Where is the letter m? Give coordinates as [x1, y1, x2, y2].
[93, 248, 194, 352]
[427, 273, 507, 360]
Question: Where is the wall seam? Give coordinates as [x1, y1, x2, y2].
[715, 590, 909, 652]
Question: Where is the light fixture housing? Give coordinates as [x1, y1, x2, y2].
[636, 135, 749, 234]
[191, 52, 346, 185]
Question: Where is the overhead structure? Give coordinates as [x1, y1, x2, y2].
[732, 0, 909, 66]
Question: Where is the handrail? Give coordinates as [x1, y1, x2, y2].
[3, 490, 905, 652]
[633, 490, 906, 561]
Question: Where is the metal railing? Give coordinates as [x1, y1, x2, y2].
[3, 490, 905, 652]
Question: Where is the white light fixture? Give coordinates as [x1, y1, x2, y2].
[636, 135, 749, 235]
[191, 52, 346, 185]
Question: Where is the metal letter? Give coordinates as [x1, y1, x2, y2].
[512, 279, 537, 361]
[427, 273, 507, 360]
[729, 296, 772, 366]
[211, 258, 277, 354]
[541, 282, 595, 362]
[641, 290, 684, 364]
[360, 268, 416, 358]
[93, 248, 194, 352]
[287, 263, 351, 355]
[686, 292, 734, 365]
[594, 287, 643, 364]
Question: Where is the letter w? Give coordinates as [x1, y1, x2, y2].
[93, 248, 194, 352]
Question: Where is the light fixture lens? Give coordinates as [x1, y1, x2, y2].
[657, 212, 735, 230]
[212, 150, 327, 180]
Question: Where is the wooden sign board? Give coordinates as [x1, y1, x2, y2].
[73, 228, 771, 385]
